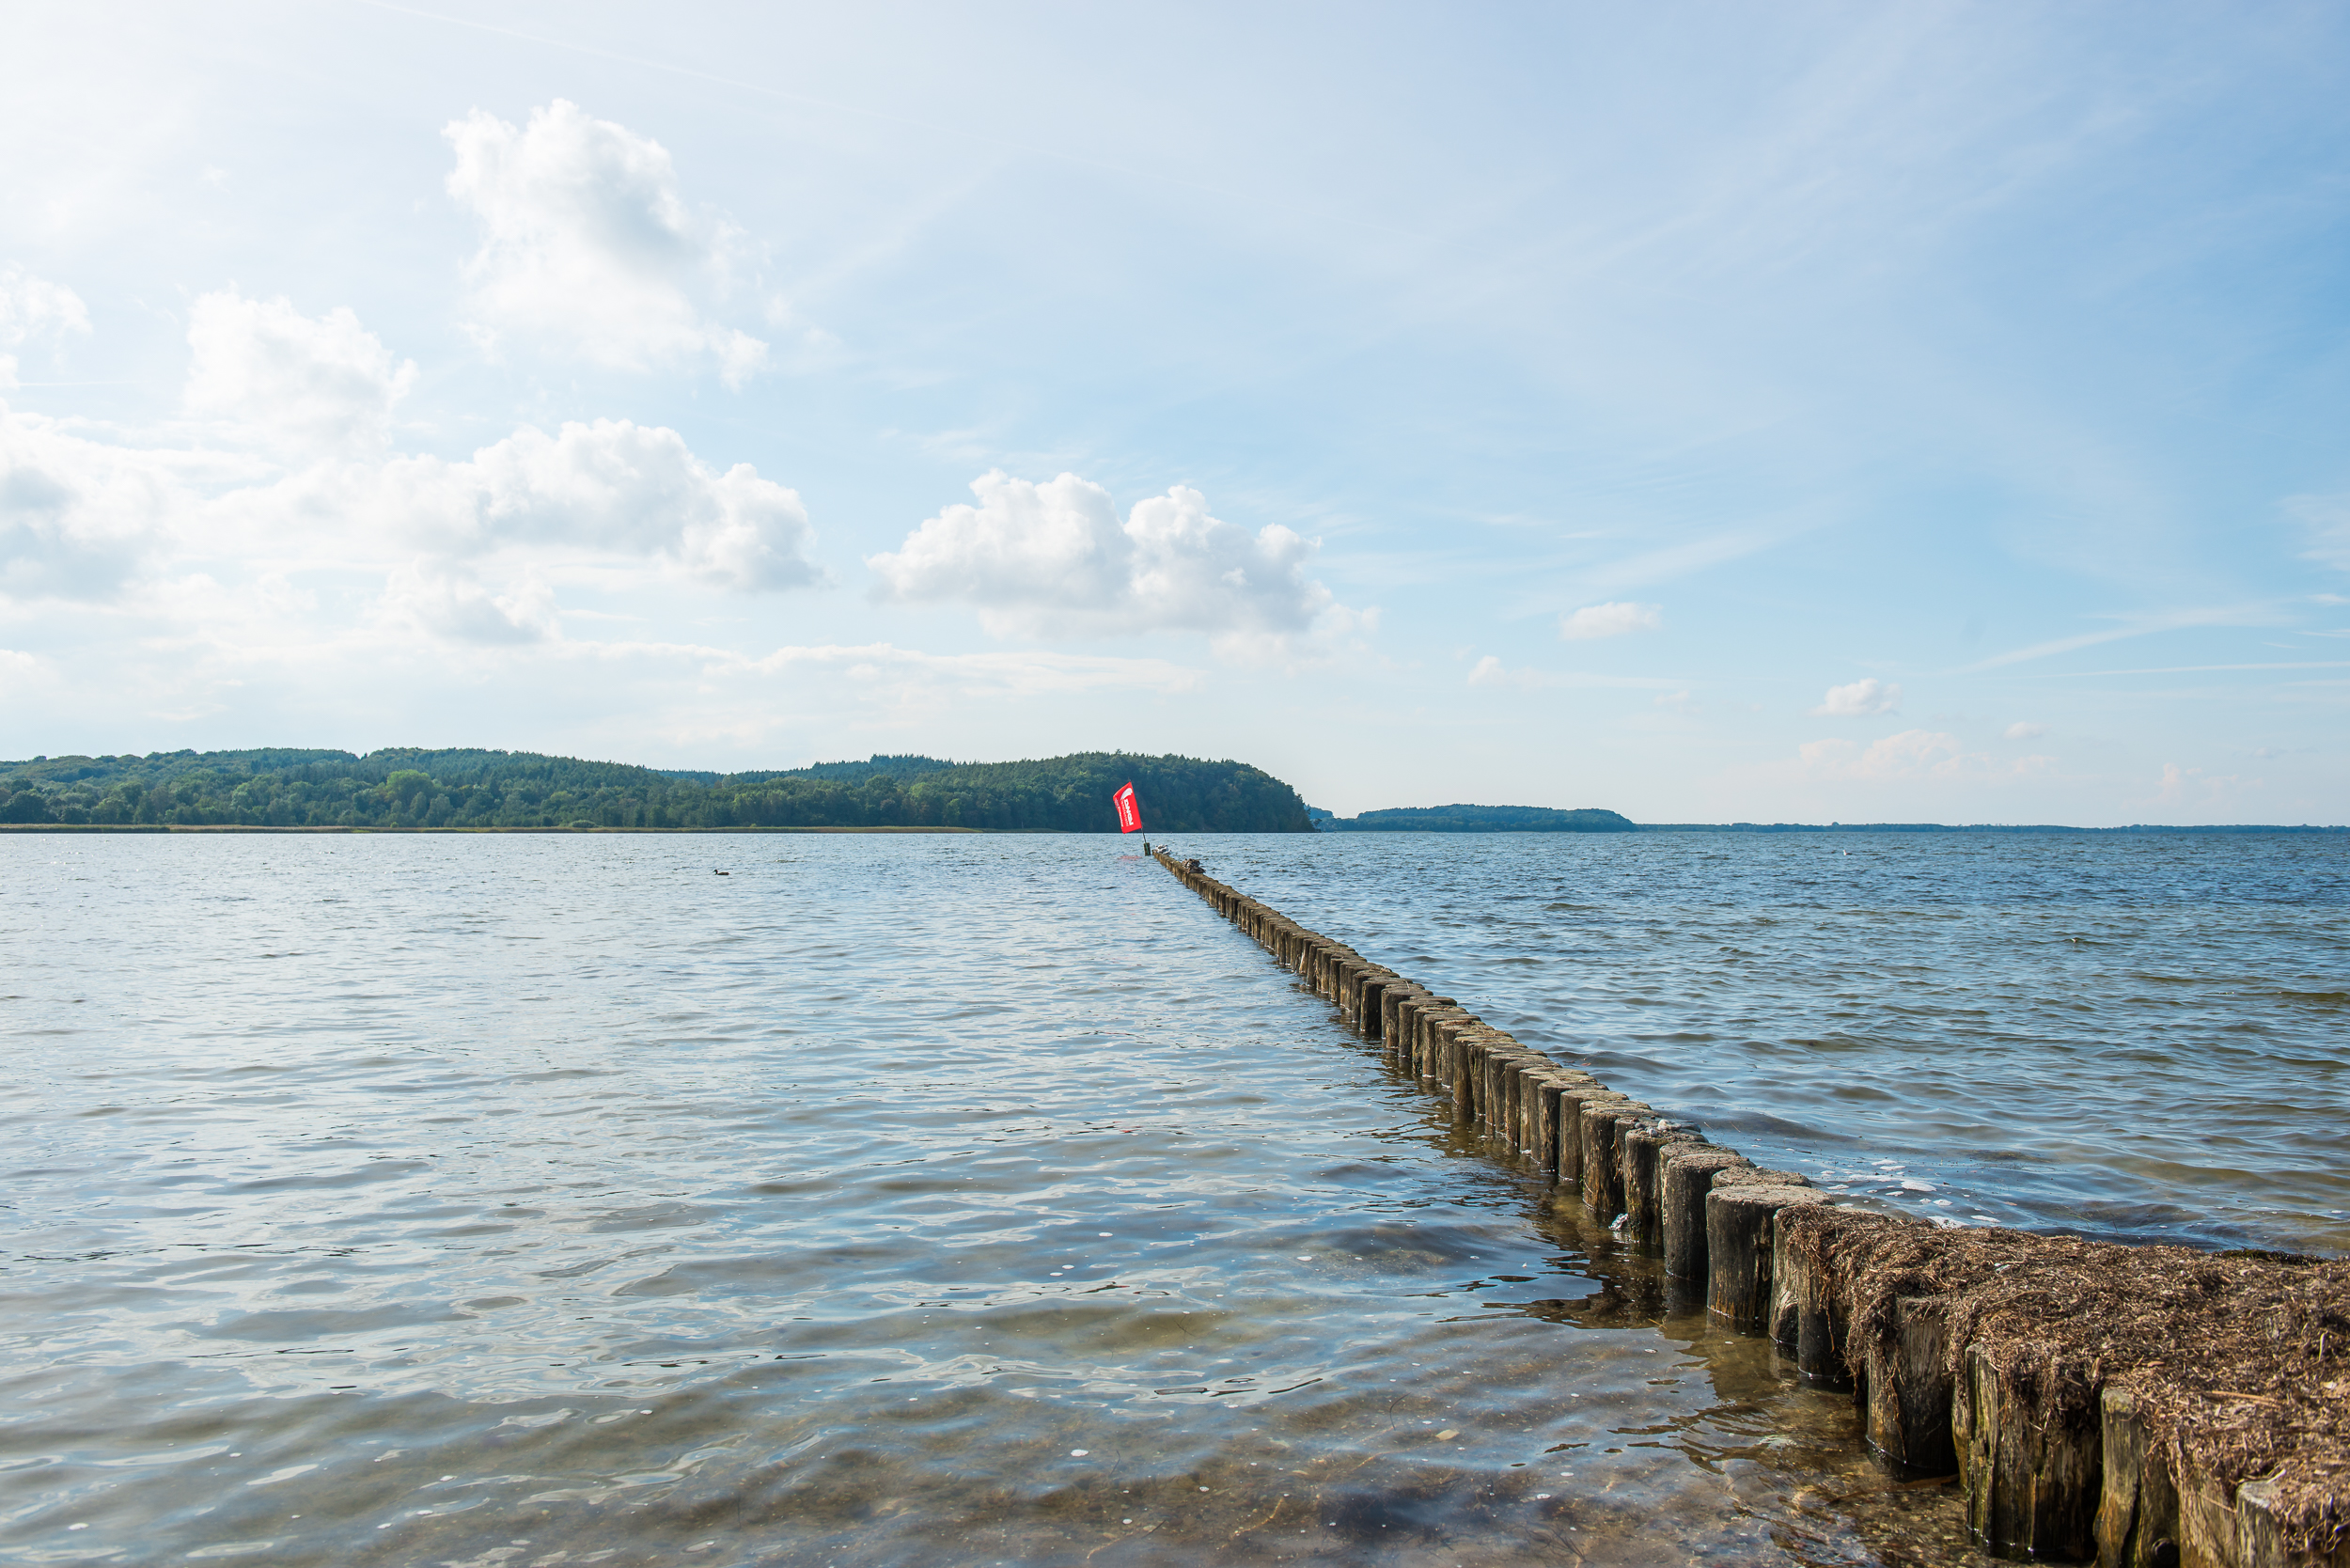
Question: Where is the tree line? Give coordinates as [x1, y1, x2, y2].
[0, 748, 1314, 833]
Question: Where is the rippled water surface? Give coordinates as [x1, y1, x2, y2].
[1186, 830, 2350, 1253]
[2, 831, 2341, 1567]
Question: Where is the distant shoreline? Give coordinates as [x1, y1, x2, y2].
[3, 822, 2338, 836]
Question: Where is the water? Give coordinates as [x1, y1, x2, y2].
[1, 831, 2339, 1567]
[1184, 831, 2350, 1255]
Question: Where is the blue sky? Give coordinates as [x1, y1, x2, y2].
[3, 1, 2345, 823]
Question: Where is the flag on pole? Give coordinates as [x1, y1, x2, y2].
[1113, 781, 1143, 834]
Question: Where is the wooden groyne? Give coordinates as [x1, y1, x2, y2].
[1150, 847, 2349, 1568]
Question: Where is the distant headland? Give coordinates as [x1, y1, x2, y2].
[0, 748, 1312, 833]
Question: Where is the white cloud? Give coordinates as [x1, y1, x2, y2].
[2004, 719, 2047, 739]
[446, 100, 768, 384]
[346, 419, 820, 594]
[0, 401, 212, 601]
[1559, 600, 1663, 640]
[868, 471, 1334, 643]
[184, 290, 416, 453]
[2, 294, 818, 626]
[376, 560, 559, 645]
[0, 267, 91, 389]
[1812, 677, 1903, 716]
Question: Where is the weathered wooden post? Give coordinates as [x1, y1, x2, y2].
[1439, 1015, 1480, 1115]
[1419, 1011, 1457, 1086]
[1497, 1050, 1549, 1152]
[1863, 1294, 1959, 1474]
[1578, 1101, 1653, 1219]
[1558, 1087, 1633, 1187]
[1509, 1057, 1557, 1152]
[1531, 1071, 1597, 1177]
[1769, 1205, 1915, 1387]
[1705, 1184, 1827, 1332]
[1953, 1336, 2103, 1562]
[1355, 968, 1395, 1040]
[1622, 1124, 1703, 1244]
[1383, 984, 1434, 1065]
[1659, 1145, 1752, 1281]
[2094, 1385, 2179, 1568]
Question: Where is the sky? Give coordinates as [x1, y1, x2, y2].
[3, 1, 2346, 823]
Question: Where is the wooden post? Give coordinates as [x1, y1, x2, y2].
[1392, 993, 1431, 1073]
[1622, 1125, 1702, 1245]
[1531, 1071, 1596, 1177]
[1419, 1004, 1467, 1085]
[1578, 1101, 1653, 1220]
[1479, 1039, 1515, 1140]
[1659, 1145, 1750, 1281]
[1713, 1165, 1813, 1191]
[1525, 1071, 1566, 1169]
[1457, 1025, 1493, 1124]
[1441, 1015, 1480, 1116]
[2094, 1385, 2180, 1568]
[1768, 1205, 1910, 1388]
[1952, 1337, 2102, 1561]
[1496, 1051, 1548, 1152]
[1509, 1058, 1557, 1152]
[1863, 1294, 1959, 1474]
[1704, 1184, 1827, 1332]
[1559, 1087, 1633, 1187]
[1356, 969, 1394, 1040]
[1382, 984, 1429, 1063]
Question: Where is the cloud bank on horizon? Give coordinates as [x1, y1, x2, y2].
[0, 3, 2344, 823]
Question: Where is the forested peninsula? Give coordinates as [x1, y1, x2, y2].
[0, 749, 1314, 833]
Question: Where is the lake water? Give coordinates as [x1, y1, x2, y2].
[2, 831, 2342, 1568]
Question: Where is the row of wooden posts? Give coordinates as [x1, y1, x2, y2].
[1150, 847, 2342, 1568]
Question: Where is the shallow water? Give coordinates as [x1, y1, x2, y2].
[1, 831, 2337, 1567]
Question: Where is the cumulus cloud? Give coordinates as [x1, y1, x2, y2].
[0, 405, 214, 601]
[868, 471, 1334, 644]
[2005, 720, 2048, 740]
[346, 419, 819, 593]
[376, 560, 560, 645]
[0, 268, 90, 388]
[184, 290, 416, 453]
[446, 100, 768, 384]
[1559, 600, 1662, 640]
[1812, 677, 1903, 717]
[2, 293, 818, 627]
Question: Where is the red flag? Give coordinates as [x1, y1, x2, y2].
[1113, 781, 1142, 834]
